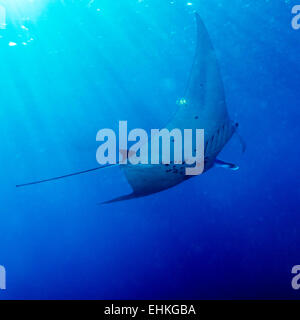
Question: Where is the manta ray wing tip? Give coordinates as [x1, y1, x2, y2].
[99, 193, 138, 205]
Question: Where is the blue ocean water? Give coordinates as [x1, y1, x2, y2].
[0, 0, 299, 299]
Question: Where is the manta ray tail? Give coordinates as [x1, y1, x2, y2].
[16, 164, 116, 188]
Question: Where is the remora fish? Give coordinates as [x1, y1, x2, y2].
[17, 13, 244, 204]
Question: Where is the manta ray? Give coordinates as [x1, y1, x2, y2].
[17, 13, 244, 204]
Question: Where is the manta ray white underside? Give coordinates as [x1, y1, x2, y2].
[105, 13, 238, 203]
[17, 13, 241, 204]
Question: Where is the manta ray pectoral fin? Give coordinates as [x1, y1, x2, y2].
[100, 193, 139, 205]
[214, 159, 239, 171]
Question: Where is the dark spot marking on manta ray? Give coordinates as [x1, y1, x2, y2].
[195, 116, 199, 119]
